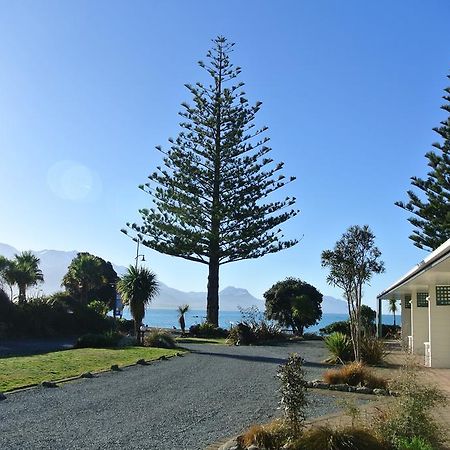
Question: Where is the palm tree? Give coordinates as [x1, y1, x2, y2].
[388, 298, 398, 327]
[62, 253, 105, 304]
[0, 256, 13, 300]
[178, 304, 189, 334]
[117, 265, 159, 343]
[9, 252, 44, 303]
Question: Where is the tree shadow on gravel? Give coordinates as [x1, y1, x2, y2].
[188, 348, 331, 369]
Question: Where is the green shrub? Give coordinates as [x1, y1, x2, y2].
[302, 332, 322, 340]
[396, 437, 434, 450]
[375, 359, 447, 448]
[189, 322, 228, 338]
[277, 353, 308, 433]
[144, 329, 176, 349]
[320, 320, 351, 336]
[290, 426, 386, 450]
[324, 332, 353, 363]
[87, 300, 110, 317]
[76, 331, 122, 348]
[228, 322, 257, 345]
[361, 336, 387, 365]
[323, 362, 387, 389]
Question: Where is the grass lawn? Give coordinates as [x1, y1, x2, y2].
[175, 337, 228, 345]
[0, 347, 182, 392]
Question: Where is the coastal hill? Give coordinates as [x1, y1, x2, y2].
[0, 243, 348, 313]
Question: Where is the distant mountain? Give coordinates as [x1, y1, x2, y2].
[0, 243, 348, 313]
[322, 295, 348, 314]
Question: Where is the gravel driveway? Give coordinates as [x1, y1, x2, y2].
[0, 341, 342, 450]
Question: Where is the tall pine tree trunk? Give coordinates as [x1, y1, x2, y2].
[206, 255, 220, 326]
[206, 43, 223, 328]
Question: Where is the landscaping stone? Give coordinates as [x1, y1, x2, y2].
[136, 359, 148, 365]
[81, 372, 94, 378]
[329, 384, 350, 392]
[41, 381, 57, 388]
[159, 355, 168, 361]
[355, 386, 373, 394]
[373, 388, 388, 396]
[312, 381, 329, 389]
[110, 364, 120, 371]
[0, 392, 6, 401]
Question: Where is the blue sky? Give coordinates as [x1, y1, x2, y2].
[0, 1, 449, 308]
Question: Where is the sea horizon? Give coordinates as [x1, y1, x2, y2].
[120, 308, 397, 333]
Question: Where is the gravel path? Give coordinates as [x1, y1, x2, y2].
[0, 341, 343, 450]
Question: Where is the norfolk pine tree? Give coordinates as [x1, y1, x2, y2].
[124, 37, 298, 326]
[396, 74, 450, 251]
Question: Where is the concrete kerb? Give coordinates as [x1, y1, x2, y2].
[0, 351, 185, 398]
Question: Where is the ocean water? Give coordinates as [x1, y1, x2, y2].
[120, 307, 396, 332]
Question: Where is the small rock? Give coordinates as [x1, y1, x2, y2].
[159, 355, 168, 361]
[312, 381, 329, 389]
[311, 379, 323, 384]
[0, 392, 6, 401]
[41, 381, 57, 388]
[111, 364, 121, 371]
[355, 386, 373, 394]
[136, 359, 147, 365]
[177, 352, 184, 357]
[81, 372, 94, 378]
[330, 384, 350, 392]
[248, 445, 260, 450]
[347, 385, 356, 393]
[389, 390, 399, 397]
[306, 381, 314, 388]
[373, 388, 388, 396]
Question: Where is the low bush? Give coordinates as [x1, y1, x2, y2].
[302, 332, 322, 340]
[143, 329, 176, 349]
[228, 322, 256, 345]
[189, 322, 228, 338]
[290, 426, 386, 450]
[374, 359, 447, 448]
[396, 437, 434, 450]
[324, 332, 353, 363]
[320, 320, 351, 336]
[361, 336, 387, 365]
[382, 324, 401, 339]
[238, 421, 289, 450]
[323, 362, 387, 389]
[76, 331, 122, 348]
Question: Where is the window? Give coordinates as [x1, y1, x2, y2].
[417, 292, 428, 307]
[436, 286, 450, 306]
[404, 294, 411, 309]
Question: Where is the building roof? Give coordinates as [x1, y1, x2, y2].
[378, 238, 450, 299]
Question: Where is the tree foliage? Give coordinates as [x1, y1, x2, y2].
[264, 278, 323, 336]
[396, 75, 450, 251]
[116, 265, 159, 341]
[321, 225, 384, 361]
[3, 252, 44, 303]
[62, 252, 118, 306]
[124, 36, 298, 326]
